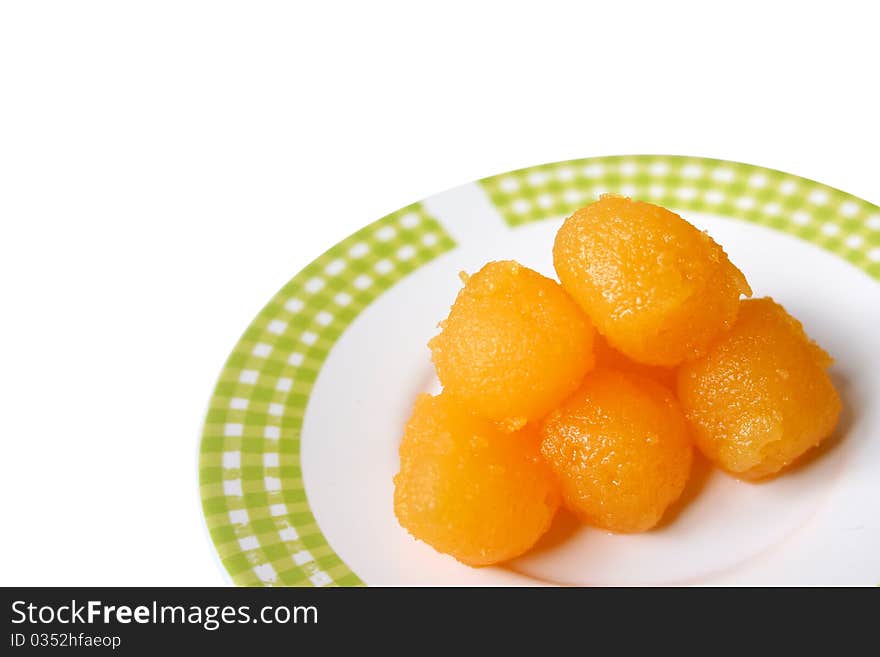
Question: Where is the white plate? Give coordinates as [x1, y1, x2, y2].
[200, 156, 880, 586]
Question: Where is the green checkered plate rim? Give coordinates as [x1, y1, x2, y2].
[199, 155, 879, 586]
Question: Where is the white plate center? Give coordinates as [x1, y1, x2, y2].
[302, 199, 880, 585]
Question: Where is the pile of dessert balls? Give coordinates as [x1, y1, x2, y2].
[393, 195, 842, 567]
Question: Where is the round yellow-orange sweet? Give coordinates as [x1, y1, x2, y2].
[677, 297, 842, 479]
[393, 393, 560, 566]
[553, 195, 751, 366]
[540, 368, 693, 533]
[429, 260, 595, 430]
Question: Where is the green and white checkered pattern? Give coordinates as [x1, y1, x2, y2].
[480, 155, 880, 280]
[199, 203, 455, 586]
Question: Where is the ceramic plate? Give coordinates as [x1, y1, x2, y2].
[199, 155, 880, 586]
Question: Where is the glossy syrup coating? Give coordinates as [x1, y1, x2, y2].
[540, 369, 693, 533]
[593, 333, 677, 390]
[393, 393, 560, 566]
[429, 260, 595, 430]
[553, 195, 751, 366]
[676, 297, 842, 479]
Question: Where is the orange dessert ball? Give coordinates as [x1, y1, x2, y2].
[540, 369, 693, 533]
[553, 195, 751, 366]
[393, 393, 560, 566]
[429, 260, 595, 430]
[677, 297, 842, 480]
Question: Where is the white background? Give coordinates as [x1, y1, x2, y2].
[1, 1, 877, 585]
